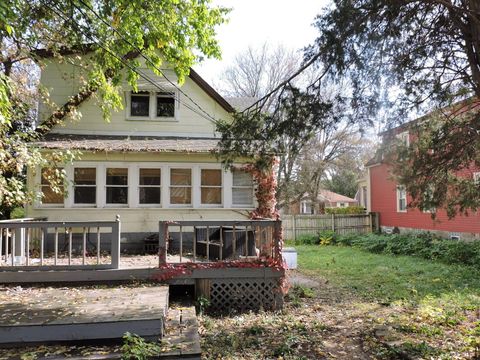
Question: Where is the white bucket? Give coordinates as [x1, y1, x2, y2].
[282, 247, 297, 269]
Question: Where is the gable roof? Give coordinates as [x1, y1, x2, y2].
[34, 47, 234, 114]
[189, 68, 234, 113]
[318, 189, 357, 203]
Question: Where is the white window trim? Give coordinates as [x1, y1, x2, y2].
[168, 166, 193, 208]
[396, 185, 407, 213]
[35, 167, 65, 208]
[232, 169, 255, 208]
[474, 172, 480, 184]
[300, 200, 312, 214]
[396, 131, 410, 147]
[104, 167, 129, 208]
[34, 162, 256, 210]
[72, 167, 97, 207]
[125, 91, 178, 122]
[199, 167, 223, 208]
[136, 165, 162, 208]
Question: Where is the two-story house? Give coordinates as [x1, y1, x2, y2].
[26, 55, 256, 251]
[366, 114, 480, 240]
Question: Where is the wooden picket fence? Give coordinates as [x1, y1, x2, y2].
[282, 213, 379, 240]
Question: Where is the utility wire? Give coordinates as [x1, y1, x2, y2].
[42, 0, 220, 125]
[72, 0, 220, 124]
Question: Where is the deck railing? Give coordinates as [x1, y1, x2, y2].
[0, 217, 121, 271]
[159, 220, 282, 265]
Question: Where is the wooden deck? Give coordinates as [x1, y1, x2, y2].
[0, 285, 169, 346]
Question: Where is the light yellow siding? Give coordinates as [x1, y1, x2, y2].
[26, 152, 254, 233]
[25, 208, 251, 234]
[31, 56, 248, 235]
[38, 57, 231, 137]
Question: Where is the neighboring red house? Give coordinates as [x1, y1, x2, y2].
[366, 112, 480, 240]
[283, 190, 358, 215]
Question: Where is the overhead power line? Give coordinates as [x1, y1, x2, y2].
[42, 0, 220, 125]
[72, 0, 221, 124]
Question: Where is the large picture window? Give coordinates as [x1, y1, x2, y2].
[139, 168, 161, 204]
[40, 168, 64, 205]
[201, 169, 222, 205]
[232, 169, 254, 206]
[170, 168, 191, 205]
[106, 168, 128, 204]
[74, 168, 96, 204]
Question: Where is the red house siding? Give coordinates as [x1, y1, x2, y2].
[369, 163, 480, 237]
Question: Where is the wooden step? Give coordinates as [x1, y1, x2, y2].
[0, 285, 169, 346]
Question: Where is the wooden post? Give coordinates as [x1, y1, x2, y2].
[369, 212, 374, 233]
[111, 215, 121, 269]
[331, 213, 335, 232]
[292, 215, 297, 242]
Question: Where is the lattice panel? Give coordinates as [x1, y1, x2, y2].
[209, 278, 280, 312]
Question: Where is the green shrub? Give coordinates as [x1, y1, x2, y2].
[295, 233, 319, 245]
[10, 207, 25, 219]
[332, 231, 480, 267]
[318, 230, 336, 245]
[325, 206, 366, 215]
[335, 233, 358, 246]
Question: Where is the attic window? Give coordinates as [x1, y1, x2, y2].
[157, 92, 175, 117]
[130, 91, 150, 117]
[128, 91, 176, 120]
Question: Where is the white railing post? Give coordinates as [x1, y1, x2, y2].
[158, 222, 167, 266]
[111, 215, 121, 269]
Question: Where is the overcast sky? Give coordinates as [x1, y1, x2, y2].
[195, 0, 330, 84]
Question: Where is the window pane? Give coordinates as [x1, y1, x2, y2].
[140, 187, 161, 204]
[233, 170, 253, 186]
[74, 168, 96, 185]
[41, 168, 64, 204]
[74, 187, 96, 204]
[106, 187, 128, 204]
[170, 187, 191, 204]
[201, 169, 222, 186]
[233, 188, 253, 205]
[171, 169, 191, 185]
[42, 186, 64, 204]
[157, 95, 175, 117]
[201, 188, 222, 204]
[106, 168, 128, 185]
[140, 168, 161, 185]
[131, 94, 150, 116]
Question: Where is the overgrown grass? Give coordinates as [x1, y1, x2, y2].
[296, 244, 480, 306]
[296, 245, 480, 358]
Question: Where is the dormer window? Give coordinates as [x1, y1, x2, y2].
[127, 91, 176, 120]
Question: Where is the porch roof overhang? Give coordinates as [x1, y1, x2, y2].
[32, 134, 220, 153]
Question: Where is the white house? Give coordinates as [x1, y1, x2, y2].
[26, 56, 256, 249]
